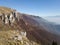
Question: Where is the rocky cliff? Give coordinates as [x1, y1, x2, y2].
[0, 7, 19, 25]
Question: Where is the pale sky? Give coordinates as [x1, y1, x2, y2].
[0, 0, 60, 17]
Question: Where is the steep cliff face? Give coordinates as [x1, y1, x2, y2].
[0, 7, 19, 25]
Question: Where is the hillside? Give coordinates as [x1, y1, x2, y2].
[0, 6, 41, 45]
[0, 6, 60, 45]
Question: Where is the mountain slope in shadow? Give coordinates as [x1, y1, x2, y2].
[17, 13, 60, 45]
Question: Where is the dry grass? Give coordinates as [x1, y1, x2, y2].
[0, 21, 41, 45]
[0, 30, 41, 45]
[0, 6, 14, 15]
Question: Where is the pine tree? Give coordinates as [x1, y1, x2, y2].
[52, 41, 57, 45]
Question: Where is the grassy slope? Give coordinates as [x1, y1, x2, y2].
[0, 6, 13, 15]
[0, 20, 41, 45]
[0, 7, 41, 45]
